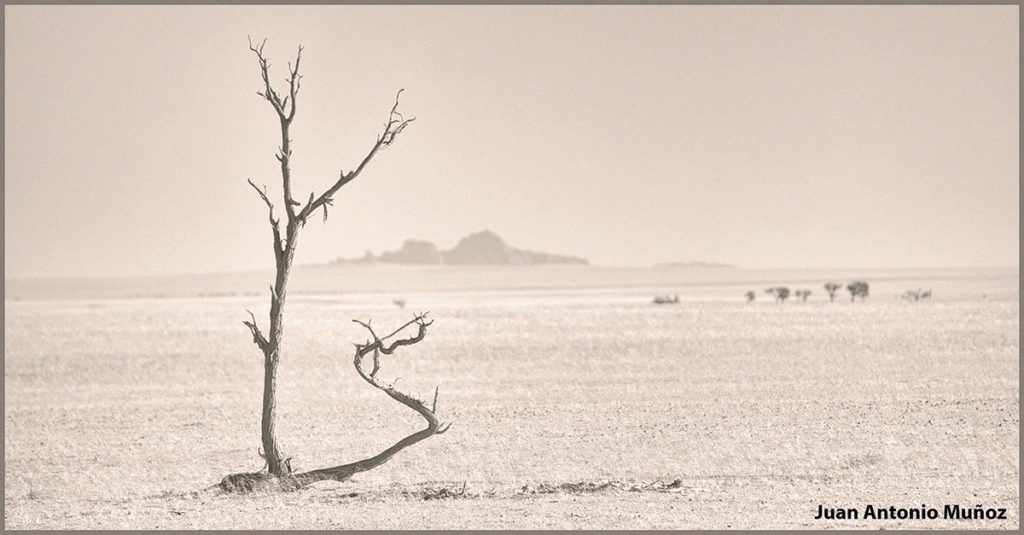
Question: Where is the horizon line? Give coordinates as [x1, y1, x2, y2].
[4, 263, 1019, 283]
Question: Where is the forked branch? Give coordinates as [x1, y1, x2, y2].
[247, 37, 410, 229]
[248, 36, 302, 123]
[247, 179, 283, 256]
[248, 37, 304, 223]
[243, 310, 270, 354]
[298, 90, 415, 224]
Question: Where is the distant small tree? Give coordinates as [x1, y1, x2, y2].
[765, 286, 790, 303]
[795, 289, 812, 302]
[900, 288, 931, 302]
[823, 282, 841, 303]
[745, 290, 756, 303]
[846, 280, 869, 302]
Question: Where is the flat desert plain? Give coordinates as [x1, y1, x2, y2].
[3, 266, 1019, 529]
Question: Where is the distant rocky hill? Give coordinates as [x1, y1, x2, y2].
[333, 230, 589, 266]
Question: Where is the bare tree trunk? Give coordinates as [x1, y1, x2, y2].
[253, 109, 301, 476]
[261, 245, 291, 475]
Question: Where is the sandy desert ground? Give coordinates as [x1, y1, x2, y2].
[3, 266, 1019, 529]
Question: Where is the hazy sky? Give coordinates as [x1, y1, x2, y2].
[5, 5, 1019, 278]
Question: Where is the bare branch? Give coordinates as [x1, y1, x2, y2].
[378, 89, 415, 146]
[380, 313, 428, 341]
[247, 37, 303, 125]
[246, 178, 274, 211]
[298, 90, 415, 223]
[247, 179, 283, 256]
[353, 312, 433, 357]
[243, 309, 269, 354]
[287, 45, 303, 122]
[248, 37, 306, 225]
[366, 347, 379, 377]
[248, 36, 286, 118]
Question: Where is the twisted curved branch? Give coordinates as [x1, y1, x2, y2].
[274, 313, 449, 489]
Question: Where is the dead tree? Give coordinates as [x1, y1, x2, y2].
[235, 38, 417, 482]
[220, 313, 450, 493]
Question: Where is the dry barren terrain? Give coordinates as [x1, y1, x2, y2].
[4, 267, 1019, 529]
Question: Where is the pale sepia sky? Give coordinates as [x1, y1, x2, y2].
[4, 5, 1019, 279]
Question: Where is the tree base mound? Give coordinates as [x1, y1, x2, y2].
[218, 472, 303, 493]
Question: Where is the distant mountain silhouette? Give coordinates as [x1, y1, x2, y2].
[333, 230, 589, 266]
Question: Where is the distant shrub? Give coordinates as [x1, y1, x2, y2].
[824, 282, 842, 303]
[847, 280, 869, 302]
[765, 287, 790, 303]
[653, 294, 679, 305]
[900, 289, 931, 302]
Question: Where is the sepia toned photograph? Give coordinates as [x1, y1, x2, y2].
[3, 3, 1019, 530]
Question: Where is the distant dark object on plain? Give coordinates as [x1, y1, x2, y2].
[847, 280, 870, 302]
[823, 282, 842, 303]
[653, 294, 679, 305]
[899, 289, 931, 302]
[765, 286, 790, 303]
